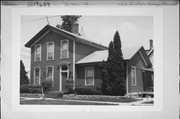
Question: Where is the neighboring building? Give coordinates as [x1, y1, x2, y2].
[25, 24, 153, 94]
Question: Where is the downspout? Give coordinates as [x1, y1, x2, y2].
[73, 40, 76, 89]
[126, 61, 129, 95]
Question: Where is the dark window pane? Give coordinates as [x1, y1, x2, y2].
[62, 65, 68, 70]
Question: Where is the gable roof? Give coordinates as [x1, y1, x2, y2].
[25, 25, 107, 50]
[77, 47, 141, 64]
[76, 46, 152, 67]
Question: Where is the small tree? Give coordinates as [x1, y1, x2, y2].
[41, 79, 52, 93]
[20, 60, 29, 86]
[40, 72, 53, 99]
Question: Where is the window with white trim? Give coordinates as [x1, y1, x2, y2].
[61, 40, 69, 59]
[85, 67, 94, 86]
[34, 68, 40, 85]
[46, 66, 54, 86]
[47, 42, 54, 60]
[34, 44, 41, 61]
[131, 66, 136, 86]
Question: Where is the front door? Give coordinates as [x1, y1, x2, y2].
[59, 65, 69, 91]
[61, 72, 68, 91]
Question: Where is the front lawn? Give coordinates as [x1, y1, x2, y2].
[20, 99, 118, 105]
[63, 94, 139, 103]
[20, 93, 139, 104]
[21, 93, 42, 98]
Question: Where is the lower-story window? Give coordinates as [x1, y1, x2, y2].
[46, 66, 54, 87]
[34, 68, 40, 85]
[85, 67, 94, 86]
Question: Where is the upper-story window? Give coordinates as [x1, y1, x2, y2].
[47, 42, 54, 60]
[131, 66, 137, 86]
[60, 40, 69, 59]
[85, 67, 94, 86]
[34, 44, 41, 61]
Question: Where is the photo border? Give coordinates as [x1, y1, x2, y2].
[11, 7, 163, 112]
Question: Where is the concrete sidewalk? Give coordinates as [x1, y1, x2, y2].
[20, 97, 153, 106]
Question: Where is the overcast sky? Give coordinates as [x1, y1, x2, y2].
[21, 16, 153, 73]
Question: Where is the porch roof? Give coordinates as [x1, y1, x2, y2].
[76, 47, 141, 64]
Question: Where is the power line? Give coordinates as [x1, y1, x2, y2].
[21, 15, 60, 23]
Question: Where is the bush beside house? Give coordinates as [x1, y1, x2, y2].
[41, 79, 53, 93]
[64, 78, 74, 93]
[20, 79, 53, 94]
[74, 86, 103, 95]
[20, 84, 42, 93]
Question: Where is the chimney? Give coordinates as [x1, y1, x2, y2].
[149, 39, 153, 50]
[71, 23, 79, 35]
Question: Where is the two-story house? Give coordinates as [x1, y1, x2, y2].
[25, 24, 153, 95]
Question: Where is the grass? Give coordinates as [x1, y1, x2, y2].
[21, 93, 42, 98]
[20, 93, 139, 103]
[20, 99, 118, 105]
[20, 93, 140, 105]
[63, 94, 139, 103]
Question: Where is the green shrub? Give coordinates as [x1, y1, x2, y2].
[20, 84, 42, 93]
[20, 84, 29, 93]
[64, 78, 74, 93]
[74, 86, 102, 95]
[41, 79, 52, 92]
[146, 87, 153, 92]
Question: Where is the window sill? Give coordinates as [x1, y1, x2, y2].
[34, 60, 41, 62]
[85, 84, 94, 86]
[60, 58, 69, 60]
[131, 85, 137, 86]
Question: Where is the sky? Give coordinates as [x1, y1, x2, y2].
[21, 15, 153, 74]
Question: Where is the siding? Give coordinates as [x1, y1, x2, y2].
[127, 52, 146, 93]
[75, 64, 102, 88]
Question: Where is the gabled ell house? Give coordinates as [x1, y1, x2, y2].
[25, 24, 153, 95]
